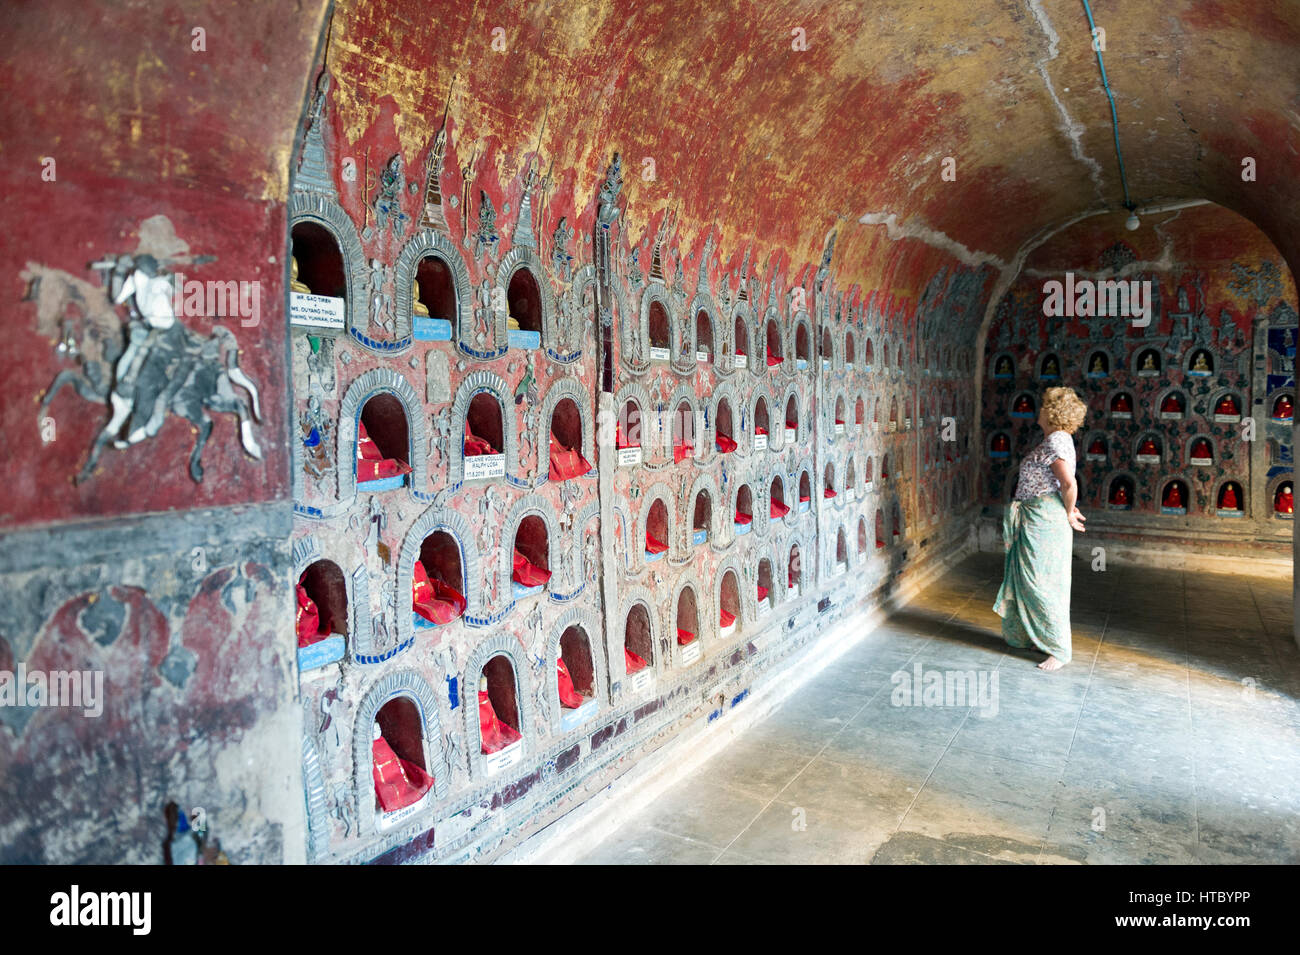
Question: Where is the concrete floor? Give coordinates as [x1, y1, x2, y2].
[575, 553, 1299, 864]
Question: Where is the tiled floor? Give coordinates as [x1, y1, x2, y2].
[575, 553, 1300, 864]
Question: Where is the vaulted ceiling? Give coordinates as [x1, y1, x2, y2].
[5, 0, 1299, 318]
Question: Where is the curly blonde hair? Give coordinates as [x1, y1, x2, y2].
[1042, 386, 1088, 434]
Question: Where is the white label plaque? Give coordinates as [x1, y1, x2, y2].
[464, 453, 506, 480]
[290, 292, 346, 331]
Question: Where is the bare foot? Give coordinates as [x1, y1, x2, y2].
[1037, 655, 1065, 672]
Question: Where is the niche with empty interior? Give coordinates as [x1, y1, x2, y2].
[787, 543, 802, 594]
[770, 474, 789, 520]
[733, 315, 749, 366]
[845, 458, 857, 499]
[855, 397, 865, 432]
[864, 339, 874, 369]
[795, 322, 810, 368]
[835, 526, 848, 573]
[372, 695, 433, 815]
[757, 557, 774, 613]
[715, 397, 736, 453]
[692, 489, 712, 546]
[511, 515, 550, 598]
[673, 399, 696, 462]
[296, 559, 347, 668]
[846, 330, 856, 367]
[857, 516, 868, 555]
[357, 393, 411, 490]
[875, 509, 885, 548]
[834, 396, 846, 435]
[719, 569, 741, 638]
[618, 397, 642, 463]
[798, 470, 812, 510]
[648, 299, 671, 359]
[754, 396, 770, 448]
[695, 309, 714, 363]
[291, 221, 346, 300]
[413, 253, 457, 340]
[624, 603, 654, 676]
[821, 327, 834, 369]
[735, 483, 753, 533]
[412, 530, 466, 627]
[548, 396, 591, 481]
[506, 266, 543, 348]
[765, 318, 783, 367]
[823, 462, 836, 499]
[645, 498, 669, 561]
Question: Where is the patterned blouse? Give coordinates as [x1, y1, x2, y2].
[1013, 430, 1076, 501]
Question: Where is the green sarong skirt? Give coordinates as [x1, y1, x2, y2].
[993, 493, 1073, 664]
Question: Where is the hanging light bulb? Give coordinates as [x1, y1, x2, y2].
[1125, 210, 1140, 231]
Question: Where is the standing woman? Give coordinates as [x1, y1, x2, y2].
[994, 387, 1088, 671]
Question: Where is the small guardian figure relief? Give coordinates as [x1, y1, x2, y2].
[431, 406, 452, 465]
[373, 154, 410, 239]
[583, 531, 598, 583]
[300, 396, 335, 481]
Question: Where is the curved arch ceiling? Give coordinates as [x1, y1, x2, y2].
[322, 0, 1300, 301]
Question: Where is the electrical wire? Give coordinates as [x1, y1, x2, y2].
[1080, 0, 1134, 210]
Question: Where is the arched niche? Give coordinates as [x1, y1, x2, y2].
[552, 612, 602, 732]
[289, 193, 365, 339]
[291, 220, 347, 300]
[1215, 478, 1245, 515]
[465, 645, 528, 776]
[1038, 351, 1062, 380]
[823, 461, 837, 500]
[718, 568, 742, 638]
[833, 394, 847, 436]
[733, 313, 750, 368]
[448, 372, 516, 485]
[765, 317, 784, 369]
[642, 489, 674, 563]
[735, 482, 754, 533]
[756, 557, 775, 614]
[845, 456, 857, 499]
[510, 512, 551, 598]
[675, 583, 701, 653]
[855, 395, 866, 432]
[498, 248, 556, 353]
[715, 395, 737, 453]
[337, 369, 428, 503]
[875, 509, 885, 548]
[857, 516, 868, 556]
[692, 488, 713, 546]
[770, 474, 789, 521]
[753, 393, 771, 450]
[410, 528, 467, 631]
[622, 595, 657, 679]
[845, 330, 856, 368]
[798, 469, 812, 511]
[672, 397, 699, 464]
[1160, 476, 1190, 513]
[1106, 473, 1137, 510]
[787, 542, 803, 595]
[864, 338, 875, 369]
[794, 321, 810, 368]
[393, 230, 473, 343]
[357, 391, 411, 490]
[783, 391, 801, 445]
[539, 379, 595, 483]
[821, 326, 835, 370]
[398, 506, 479, 645]
[834, 526, 848, 573]
[352, 669, 447, 836]
[647, 297, 672, 360]
[695, 308, 715, 364]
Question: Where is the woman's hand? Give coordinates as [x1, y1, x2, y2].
[1068, 506, 1087, 533]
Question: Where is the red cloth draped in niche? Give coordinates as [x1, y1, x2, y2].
[719, 609, 736, 629]
[549, 434, 592, 480]
[755, 427, 768, 436]
[734, 509, 753, 525]
[757, 584, 769, 602]
[557, 659, 584, 709]
[412, 560, 467, 625]
[715, 434, 737, 453]
[512, 549, 551, 588]
[372, 735, 434, 812]
[463, 421, 496, 456]
[1220, 486, 1239, 509]
[824, 487, 837, 498]
[677, 628, 696, 645]
[770, 499, 790, 519]
[645, 531, 668, 554]
[766, 349, 783, 367]
[835, 419, 845, 426]
[616, 424, 639, 449]
[673, 442, 694, 463]
[788, 567, 799, 587]
[624, 648, 648, 674]
[799, 494, 810, 503]
[296, 584, 325, 648]
[357, 422, 412, 481]
[479, 691, 522, 754]
[1277, 487, 1294, 514]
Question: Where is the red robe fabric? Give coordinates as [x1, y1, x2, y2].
[755, 426, 768, 436]
[1163, 484, 1183, 507]
[770, 499, 790, 519]
[673, 442, 694, 463]
[1160, 395, 1181, 413]
[1277, 488, 1294, 514]
[616, 425, 639, 449]
[1138, 439, 1158, 456]
[824, 487, 837, 498]
[757, 584, 769, 602]
[1112, 395, 1132, 413]
[549, 434, 593, 480]
[512, 549, 552, 588]
[557, 659, 584, 709]
[1087, 438, 1105, 455]
[463, 421, 496, 456]
[799, 494, 811, 503]
[412, 560, 467, 625]
[1220, 486, 1239, 509]
[372, 736, 434, 812]
[296, 585, 325, 648]
[719, 609, 736, 629]
[788, 567, 799, 587]
[357, 422, 412, 481]
[479, 691, 522, 754]
[767, 349, 783, 367]
[715, 434, 737, 453]
[734, 510, 753, 525]
[1215, 396, 1239, 416]
[625, 648, 648, 674]
[677, 628, 696, 645]
[645, 532, 668, 555]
